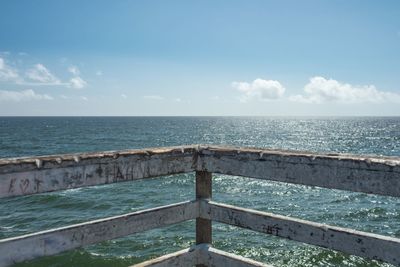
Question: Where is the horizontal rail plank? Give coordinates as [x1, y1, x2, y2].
[131, 247, 197, 267]
[202, 201, 400, 266]
[0, 146, 197, 198]
[197, 244, 273, 267]
[0, 201, 198, 266]
[201, 145, 400, 197]
[2, 145, 399, 198]
[133, 244, 272, 267]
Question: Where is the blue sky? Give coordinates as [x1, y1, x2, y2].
[0, 0, 399, 115]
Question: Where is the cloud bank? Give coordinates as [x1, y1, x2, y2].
[68, 66, 87, 89]
[290, 76, 400, 103]
[1, 57, 88, 89]
[0, 58, 19, 82]
[0, 89, 53, 102]
[26, 64, 61, 84]
[232, 78, 285, 102]
[143, 95, 164, 100]
[69, 76, 87, 89]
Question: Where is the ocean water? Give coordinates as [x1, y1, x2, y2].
[0, 116, 399, 267]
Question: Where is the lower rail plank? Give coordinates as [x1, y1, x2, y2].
[131, 247, 197, 267]
[197, 244, 273, 267]
[204, 201, 400, 266]
[0, 201, 198, 267]
[132, 244, 272, 267]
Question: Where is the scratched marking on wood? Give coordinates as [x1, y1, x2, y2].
[0, 145, 400, 266]
[202, 201, 400, 266]
[0, 146, 197, 198]
[0, 201, 198, 267]
[201, 145, 400, 197]
[1, 145, 399, 198]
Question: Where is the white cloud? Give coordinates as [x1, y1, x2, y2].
[67, 66, 87, 89]
[69, 76, 87, 89]
[26, 64, 61, 84]
[0, 57, 19, 82]
[232, 78, 285, 102]
[80, 96, 88, 101]
[290, 76, 400, 104]
[96, 70, 103, 76]
[0, 89, 53, 102]
[60, 95, 70, 99]
[143, 95, 164, 100]
[68, 66, 80, 75]
[121, 94, 127, 99]
[2, 58, 88, 89]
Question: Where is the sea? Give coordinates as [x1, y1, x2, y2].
[0, 116, 399, 267]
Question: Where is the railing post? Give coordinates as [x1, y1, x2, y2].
[196, 171, 212, 245]
[196, 171, 212, 267]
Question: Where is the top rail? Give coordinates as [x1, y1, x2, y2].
[0, 145, 399, 198]
[0, 146, 197, 198]
[202, 146, 400, 197]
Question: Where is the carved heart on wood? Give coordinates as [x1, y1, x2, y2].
[19, 179, 30, 193]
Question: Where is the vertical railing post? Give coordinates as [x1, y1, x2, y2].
[196, 171, 212, 246]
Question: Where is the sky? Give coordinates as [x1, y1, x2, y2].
[0, 0, 399, 116]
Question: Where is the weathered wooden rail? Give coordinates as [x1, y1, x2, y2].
[0, 145, 399, 266]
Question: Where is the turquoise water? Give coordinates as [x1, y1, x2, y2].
[0, 117, 400, 267]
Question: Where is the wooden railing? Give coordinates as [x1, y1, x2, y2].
[0, 145, 399, 266]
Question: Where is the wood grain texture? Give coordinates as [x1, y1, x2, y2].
[132, 244, 273, 267]
[0, 201, 198, 267]
[203, 201, 400, 266]
[1, 145, 400, 266]
[196, 171, 212, 246]
[197, 244, 273, 267]
[131, 247, 197, 267]
[201, 145, 400, 197]
[1, 145, 399, 198]
[0, 146, 197, 198]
